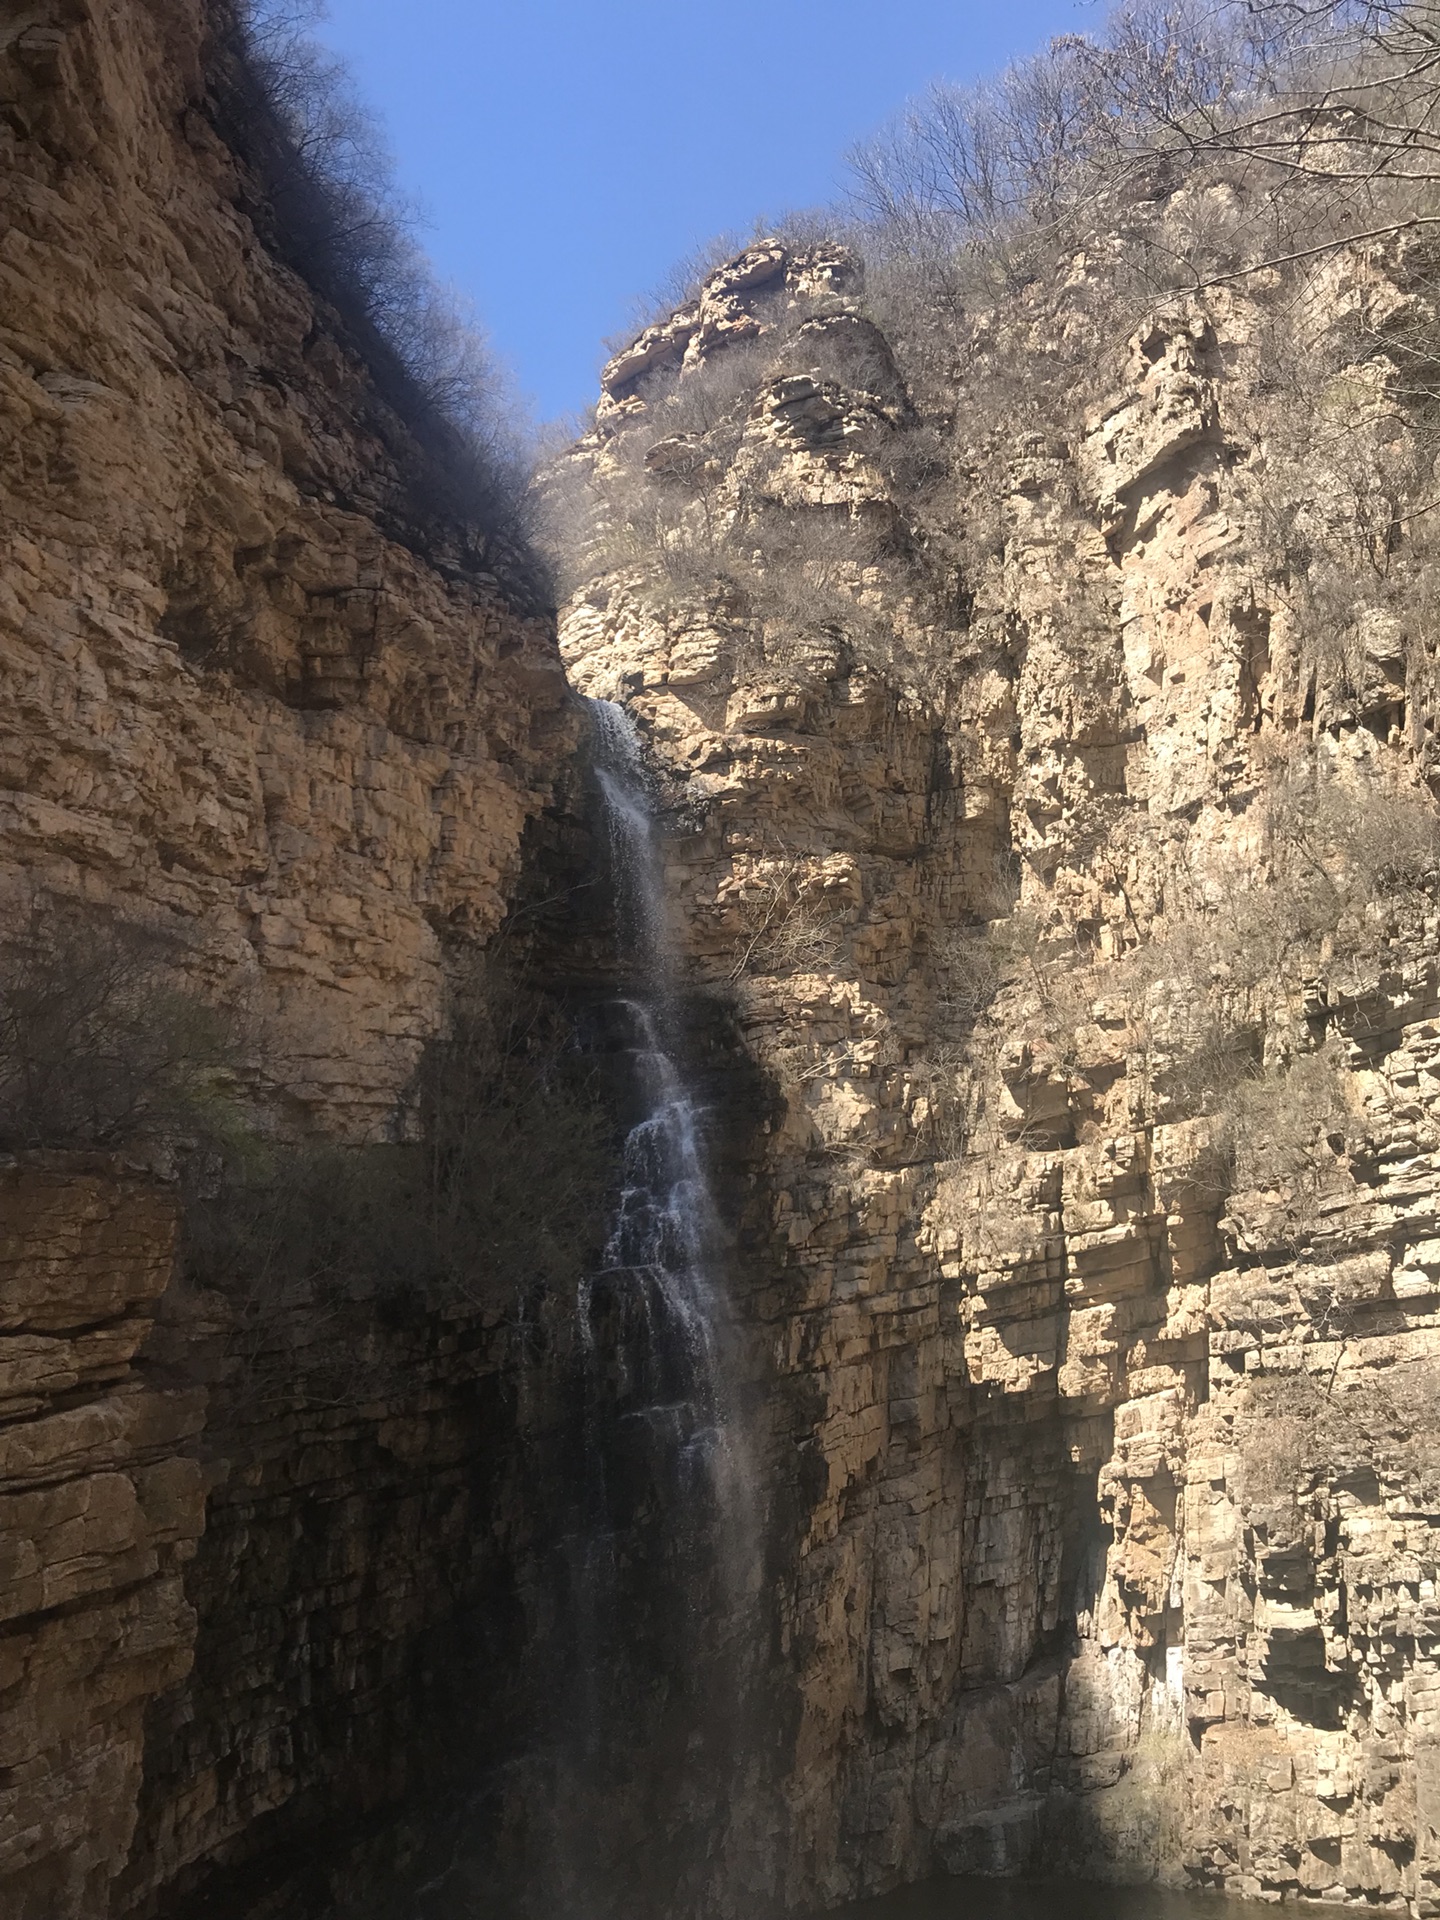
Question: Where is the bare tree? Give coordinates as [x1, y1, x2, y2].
[1093, 1, 1440, 280]
[849, 0, 1440, 289]
[212, 0, 538, 573]
[0, 905, 237, 1152]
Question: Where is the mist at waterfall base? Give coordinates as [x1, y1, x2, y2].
[378, 698, 758, 1920]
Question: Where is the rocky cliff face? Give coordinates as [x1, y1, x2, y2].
[0, 2, 575, 1914]
[559, 234, 1440, 1913]
[0, 0, 569, 1131]
[11, 0, 1440, 1911]
[0, 1161, 202, 1920]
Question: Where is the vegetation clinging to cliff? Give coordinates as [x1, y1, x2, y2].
[555, 0, 1440, 1265]
[208, 0, 544, 593]
[0, 901, 611, 1353]
[555, 2, 1440, 698]
[850, 0, 1440, 293]
[0, 906, 238, 1155]
[187, 956, 613, 1325]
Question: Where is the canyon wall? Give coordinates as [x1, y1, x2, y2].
[560, 236, 1440, 1913]
[0, 1161, 201, 1920]
[0, 0, 570, 1129]
[0, 1, 577, 1913]
[9, 0, 1440, 1911]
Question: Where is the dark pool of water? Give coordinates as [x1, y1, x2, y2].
[830, 1880, 1265, 1920]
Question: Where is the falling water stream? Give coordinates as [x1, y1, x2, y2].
[585, 696, 752, 1570]
[541, 698, 756, 1913]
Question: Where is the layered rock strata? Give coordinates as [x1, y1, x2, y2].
[561, 239, 1440, 1913]
[0, 2, 574, 1914]
[0, 0, 570, 1130]
[0, 1160, 201, 1920]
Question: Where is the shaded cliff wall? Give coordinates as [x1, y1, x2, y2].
[560, 235, 1440, 1912]
[0, 1134, 623, 1920]
[0, 1161, 201, 1920]
[0, 2, 581, 1914]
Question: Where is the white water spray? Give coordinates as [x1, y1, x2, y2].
[583, 699, 754, 1606]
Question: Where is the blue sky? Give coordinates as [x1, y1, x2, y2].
[315, 0, 1093, 423]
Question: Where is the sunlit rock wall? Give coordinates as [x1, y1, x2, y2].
[0, 0, 571, 1133]
[563, 238, 1440, 1914]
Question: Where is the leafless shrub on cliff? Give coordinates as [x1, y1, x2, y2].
[931, 923, 1010, 1035]
[848, 0, 1435, 294]
[188, 956, 612, 1320]
[1237, 754, 1440, 989]
[930, 755, 1433, 1161]
[834, 0, 1440, 552]
[555, 343, 768, 605]
[921, 903, 1098, 1084]
[727, 858, 847, 982]
[574, 454, 729, 609]
[902, 1055, 969, 1162]
[849, 30, 1136, 250]
[1234, 1371, 1321, 1503]
[771, 307, 911, 405]
[1113, 2, 1440, 262]
[559, 266, 974, 690]
[932, 751, 1438, 1190]
[1222, 1046, 1354, 1204]
[211, 0, 538, 578]
[1237, 1353, 1440, 1506]
[654, 339, 776, 442]
[0, 905, 238, 1154]
[1213, 305, 1440, 725]
[727, 507, 885, 664]
[562, 0, 1440, 727]
[1103, 757, 1440, 1235]
[1140, 753, 1440, 1015]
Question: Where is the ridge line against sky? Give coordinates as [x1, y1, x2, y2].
[314, 0, 1093, 423]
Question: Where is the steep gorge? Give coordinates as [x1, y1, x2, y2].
[9, 2, 1440, 1917]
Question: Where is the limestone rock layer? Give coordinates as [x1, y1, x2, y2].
[560, 234, 1440, 1912]
[0, 0, 571, 1131]
[10, 0, 1440, 1912]
[0, 2, 572, 1914]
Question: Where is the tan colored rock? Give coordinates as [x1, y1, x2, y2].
[565, 231, 1440, 1914]
[0, 0, 572, 1139]
[0, 1160, 201, 1920]
[0, 0, 574, 1912]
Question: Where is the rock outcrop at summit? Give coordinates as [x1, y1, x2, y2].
[559, 234, 1440, 1912]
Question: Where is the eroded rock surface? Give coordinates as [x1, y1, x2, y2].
[0, 0, 571, 1132]
[561, 238, 1440, 1913]
[0, 1160, 201, 1920]
[0, 2, 574, 1914]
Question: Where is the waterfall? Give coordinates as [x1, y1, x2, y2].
[544, 697, 756, 1914]
[584, 697, 753, 1595]
[587, 697, 725, 1435]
